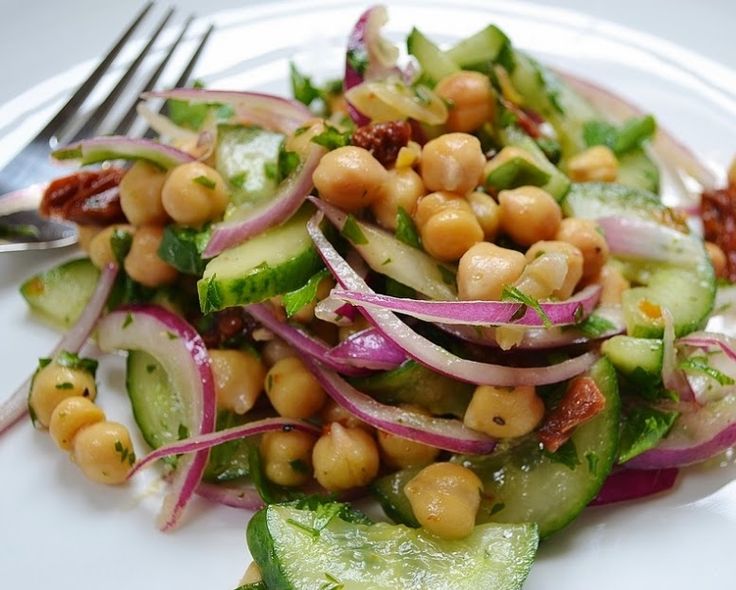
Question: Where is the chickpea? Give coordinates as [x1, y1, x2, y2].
[161, 161, 229, 227]
[285, 118, 326, 156]
[598, 264, 630, 305]
[209, 349, 265, 415]
[123, 225, 178, 288]
[29, 363, 97, 428]
[404, 462, 482, 540]
[312, 422, 380, 491]
[320, 399, 367, 431]
[525, 241, 584, 299]
[261, 338, 296, 368]
[240, 562, 262, 585]
[467, 191, 500, 241]
[119, 161, 169, 226]
[414, 191, 471, 229]
[498, 186, 562, 246]
[464, 384, 545, 438]
[457, 242, 526, 301]
[420, 133, 485, 195]
[312, 146, 388, 212]
[260, 430, 316, 487]
[49, 397, 106, 451]
[705, 241, 727, 278]
[72, 421, 135, 485]
[514, 251, 570, 300]
[377, 429, 439, 470]
[435, 71, 495, 133]
[555, 218, 609, 280]
[371, 168, 425, 231]
[77, 225, 102, 253]
[421, 208, 484, 262]
[482, 147, 536, 190]
[265, 357, 326, 419]
[88, 224, 135, 269]
[395, 141, 422, 169]
[567, 145, 618, 183]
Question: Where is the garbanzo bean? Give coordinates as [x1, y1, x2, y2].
[420, 133, 485, 195]
[567, 145, 618, 183]
[312, 422, 380, 491]
[467, 191, 500, 241]
[265, 357, 326, 419]
[161, 162, 229, 227]
[482, 146, 536, 190]
[464, 384, 545, 438]
[29, 363, 97, 429]
[88, 224, 135, 270]
[371, 168, 425, 230]
[377, 428, 439, 470]
[404, 462, 482, 540]
[555, 218, 609, 280]
[498, 186, 561, 246]
[598, 264, 630, 305]
[457, 242, 526, 301]
[72, 421, 135, 485]
[420, 208, 484, 262]
[119, 160, 169, 226]
[435, 71, 495, 133]
[312, 146, 388, 212]
[525, 241, 584, 299]
[260, 430, 316, 487]
[705, 241, 727, 278]
[320, 399, 367, 431]
[209, 349, 265, 415]
[49, 396, 105, 451]
[285, 118, 326, 156]
[123, 225, 178, 288]
[413, 191, 471, 229]
[261, 338, 296, 368]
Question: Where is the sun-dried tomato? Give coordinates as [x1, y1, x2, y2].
[351, 120, 412, 166]
[538, 376, 606, 452]
[40, 168, 126, 225]
[701, 184, 736, 281]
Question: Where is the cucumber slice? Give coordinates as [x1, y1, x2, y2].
[445, 25, 510, 71]
[374, 359, 620, 538]
[198, 207, 323, 312]
[601, 335, 663, 379]
[406, 28, 459, 85]
[562, 182, 667, 222]
[617, 147, 660, 194]
[20, 258, 100, 329]
[247, 503, 538, 590]
[351, 360, 473, 418]
[215, 124, 284, 210]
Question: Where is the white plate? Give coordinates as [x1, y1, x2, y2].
[2, 2, 736, 589]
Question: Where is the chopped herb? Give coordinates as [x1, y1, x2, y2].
[501, 286, 552, 328]
[37, 357, 52, 370]
[346, 48, 369, 76]
[55, 351, 98, 376]
[312, 502, 344, 532]
[158, 224, 211, 276]
[290, 62, 322, 106]
[166, 331, 179, 340]
[395, 207, 421, 248]
[320, 572, 345, 590]
[178, 424, 190, 440]
[543, 438, 579, 470]
[490, 502, 506, 516]
[679, 355, 735, 386]
[266, 374, 274, 392]
[122, 313, 133, 329]
[55, 382, 74, 390]
[145, 364, 157, 374]
[278, 145, 301, 180]
[167, 99, 210, 131]
[577, 314, 616, 338]
[381, 257, 392, 266]
[289, 459, 310, 475]
[436, 264, 457, 286]
[263, 162, 278, 181]
[340, 214, 369, 245]
[193, 175, 216, 189]
[229, 171, 248, 189]
[619, 405, 679, 463]
[583, 115, 656, 155]
[114, 440, 135, 465]
[110, 228, 133, 265]
[311, 124, 352, 151]
[282, 269, 330, 318]
[201, 276, 222, 314]
[215, 104, 235, 120]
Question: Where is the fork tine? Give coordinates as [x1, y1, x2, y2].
[143, 24, 215, 139]
[114, 16, 194, 136]
[69, 7, 175, 142]
[35, 2, 154, 143]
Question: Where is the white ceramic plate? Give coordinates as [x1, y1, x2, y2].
[2, 2, 736, 588]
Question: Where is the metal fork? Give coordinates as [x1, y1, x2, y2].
[0, 2, 213, 252]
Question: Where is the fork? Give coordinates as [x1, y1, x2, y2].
[0, 2, 213, 252]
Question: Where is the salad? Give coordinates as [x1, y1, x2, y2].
[2, 4, 736, 589]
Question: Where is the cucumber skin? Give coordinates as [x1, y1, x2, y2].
[602, 336, 663, 378]
[198, 246, 322, 313]
[406, 28, 459, 85]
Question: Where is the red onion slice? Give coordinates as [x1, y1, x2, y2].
[326, 327, 407, 370]
[203, 145, 324, 257]
[308, 212, 598, 386]
[0, 263, 118, 436]
[662, 308, 695, 402]
[589, 468, 678, 506]
[144, 89, 312, 134]
[300, 356, 495, 454]
[196, 481, 264, 512]
[97, 305, 217, 531]
[52, 136, 195, 169]
[678, 331, 736, 404]
[678, 331, 736, 363]
[329, 284, 601, 328]
[136, 103, 199, 143]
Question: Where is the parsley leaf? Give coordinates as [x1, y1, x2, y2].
[110, 228, 133, 265]
[679, 355, 735, 386]
[55, 351, 98, 376]
[543, 438, 580, 470]
[311, 124, 352, 151]
[618, 405, 679, 463]
[577, 314, 616, 338]
[395, 207, 421, 248]
[193, 175, 216, 189]
[282, 269, 330, 318]
[278, 145, 301, 180]
[501, 285, 552, 328]
[340, 214, 369, 245]
[583, 115, 657, 155]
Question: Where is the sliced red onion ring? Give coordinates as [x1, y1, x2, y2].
[203, 145, 324, 257]
[598, 216, 703, 267]
[144, 89, 312, 134]
[326, 327, 407, 370]
[196, 481, 264, 512]
[662, 308, 695, 402]
[97, 305, 216, 531]
[678, 331, 736, 404]
[300, 356, 495, 454]
[130, 417, 320, 476]
[0, 263, 118, 436]
[245, 303, 367, 377]
[328, 284, 601, 328]
[678, 331, 736, 363]
[308, 212, 598, 386]
[589, 468, 678, 506]
[136, 103, 199, 143]
[52, 136, 195, 169]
